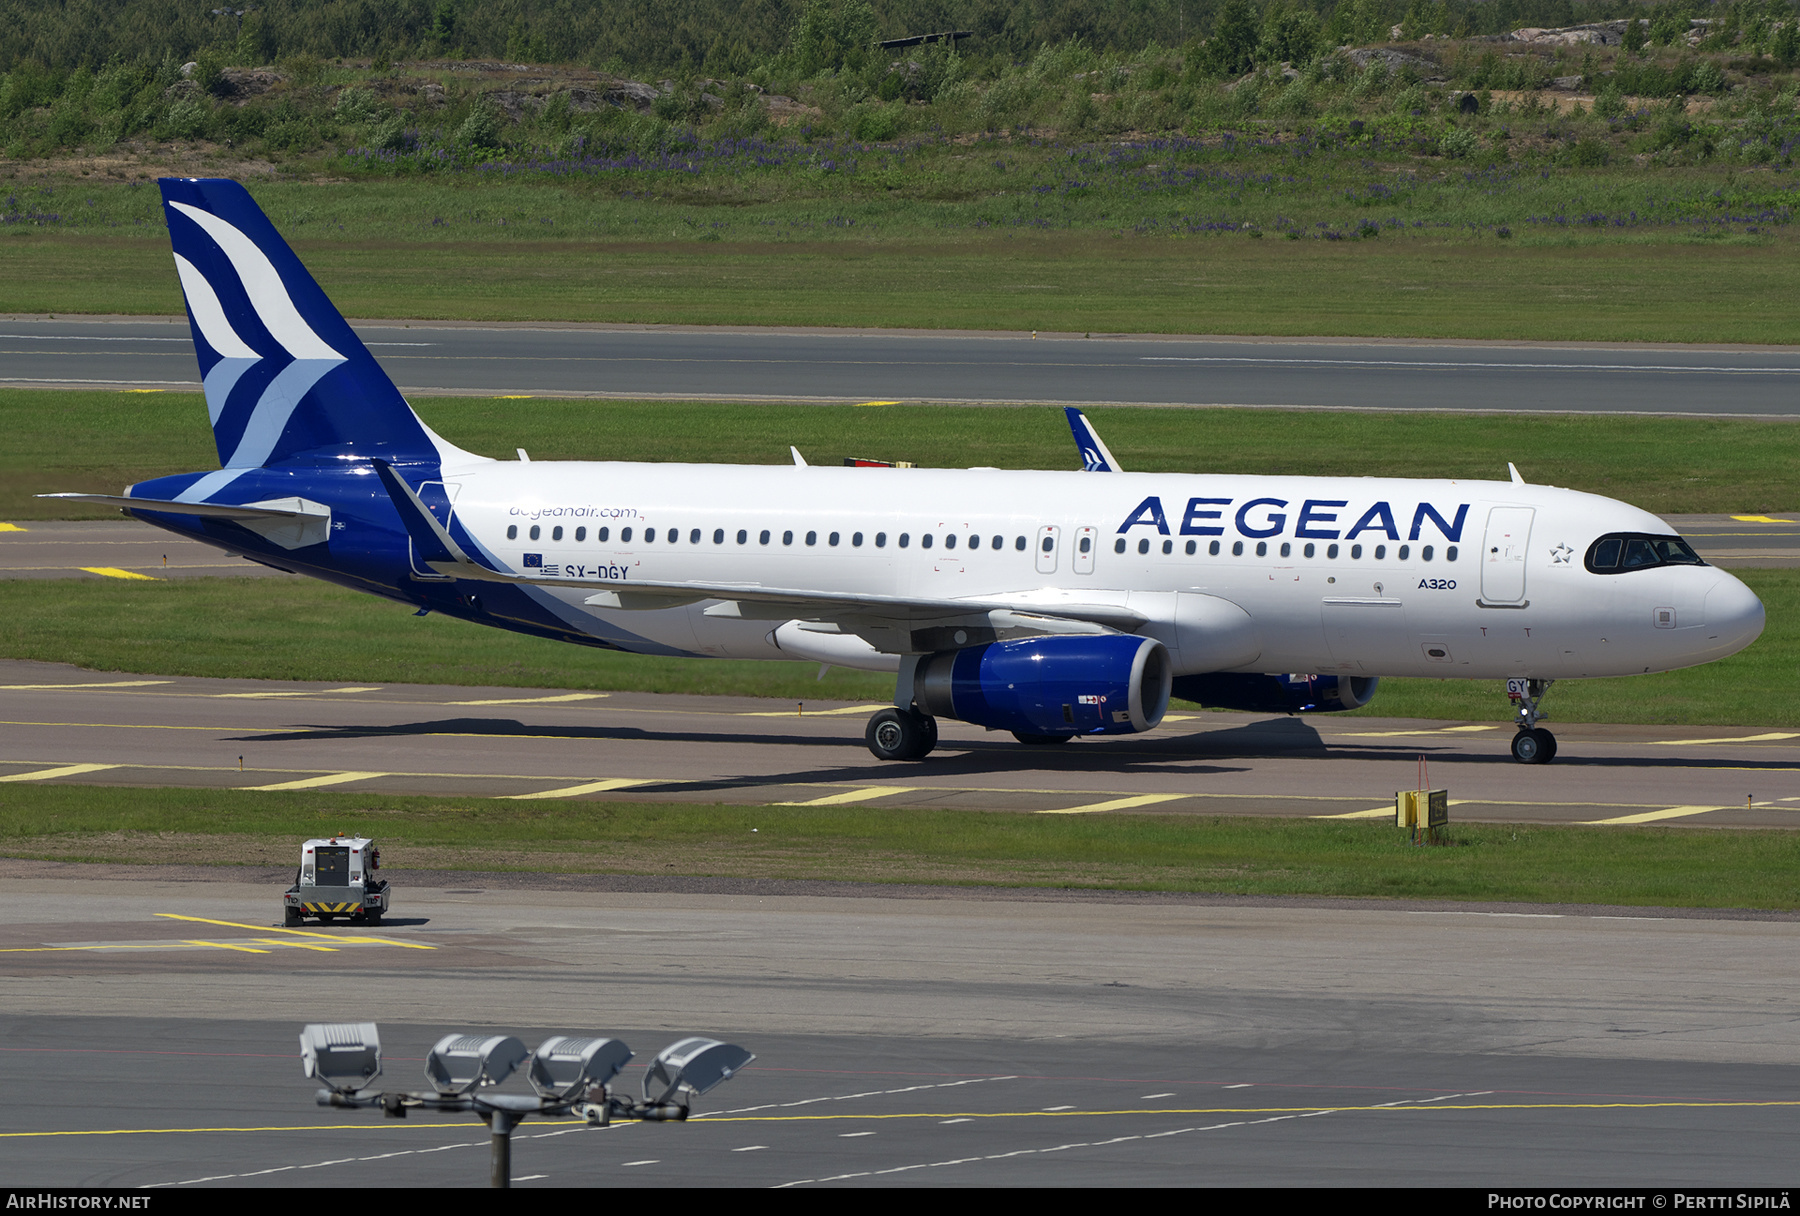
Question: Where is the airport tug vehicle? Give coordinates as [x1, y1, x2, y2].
[284, 835, 389, 926]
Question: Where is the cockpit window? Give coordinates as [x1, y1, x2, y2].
[1586, 533, 1706, 574]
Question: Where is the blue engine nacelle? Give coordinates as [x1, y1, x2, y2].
[914, 635, 1173, 737]
[1171, 673, 1379, 714]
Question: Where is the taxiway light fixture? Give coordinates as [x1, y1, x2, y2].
[300, 1022, 382, 1095]
[528, 1035, 634, 1101]
[301, 1024, 753, 1187]
[425, 1032, 529, 1096]
[643, 1037, 755, 1106]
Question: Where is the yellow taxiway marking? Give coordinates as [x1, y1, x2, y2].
[79, 566, 161, 580]
[0, 762, 117, 783]
[740, 704, 889, 717]
[243, 771, 387, 792]
[155, 913, 436, 949]
[856, 401, 902, 407]
[445, 693, 609, 705]
[1649, 732, 1800, 746]
[9, 1098, 1797, 1138]
[0, 680, 171, 690]
[1584, 805, 1728, 825]
[503, 777, 657, 800]
[0, 522, 26, 531]
[1730, 515, 1795, 523]
[1315, 807, 1398, 820]
[778, 786, 912, 807]
[1039, 793, 1186, 815]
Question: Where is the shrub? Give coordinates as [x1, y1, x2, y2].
[1440, 125, 1480, 158]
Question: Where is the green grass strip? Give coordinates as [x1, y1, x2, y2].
[3, 783, 1795, 909]
[6, 391, 1799, 520]
[6, 232, 1800, 344]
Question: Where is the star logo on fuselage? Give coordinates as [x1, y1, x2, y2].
[1550, 543, 1573, 564]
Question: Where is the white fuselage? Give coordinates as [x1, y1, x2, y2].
[435, 461, 1765, 681]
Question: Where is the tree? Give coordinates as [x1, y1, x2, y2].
[784, 0, 877, 77]
[1203, 0, 1260, 77]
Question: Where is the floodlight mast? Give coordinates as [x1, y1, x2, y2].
[300, 1023, 753, 1188]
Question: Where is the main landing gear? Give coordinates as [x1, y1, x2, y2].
[866, 707, 937, 761]
[1507, 678, 1557, 765]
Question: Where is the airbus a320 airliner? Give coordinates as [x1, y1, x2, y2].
[47, 179, 1766, 764]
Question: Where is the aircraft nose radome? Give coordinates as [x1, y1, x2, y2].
[1704, 573, 1765, 655]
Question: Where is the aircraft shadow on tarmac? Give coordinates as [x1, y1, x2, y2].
[225, 714, 1800, 782]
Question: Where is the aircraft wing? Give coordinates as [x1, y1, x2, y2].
[371, 460, 1145, 639]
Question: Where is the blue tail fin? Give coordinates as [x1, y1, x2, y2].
[160, 177, 441, 469]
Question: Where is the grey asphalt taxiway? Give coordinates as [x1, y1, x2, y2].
[1, 659, 1796, 827]
[1, 869, 1798, 1188]
[9, 315, 1800, 415]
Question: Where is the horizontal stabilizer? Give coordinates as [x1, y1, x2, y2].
[37, 492, 324, 520]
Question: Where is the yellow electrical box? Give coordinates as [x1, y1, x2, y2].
[1396, 789, 1449, 829]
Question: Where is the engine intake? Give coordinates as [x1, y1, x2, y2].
[1172, 673, 1379, 714]
[915, 635, 1172, 737]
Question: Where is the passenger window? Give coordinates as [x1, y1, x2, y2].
[759, 530, 770, 545]
[1113, 538, 1126, 554]
[783, 530, 794, 545]
[621, 527, 633, 543]
[876, 532, 888, 548]
[1185, 540, 1196, 555]
[1446, 545, 1459, 562]
[921, 534, 933, 549]
[668, 529, 677, 543]
[1350, 544, 1361, 559]
[1078, 536, 1090, 554]
[1326, 543, 1337, 558]
[645, 528, 656, 543]
[714, 528, 724, 544]
[852, 532, 864, 547]
[576, 526, 586, 542]
[1041, 536, 1054, 552]
[829, 532, 840, 546]
[1138, 539, 1150, 555]
[1255, 542, 1267, 557]
[1279, 542, 1291, 558]
[1232, 541, 1243, 556]
[1374, 544, 1386, 559]
[598, 527, 610, 543]
[1161, 539, 1172, 555]
[552, 526, 563, 541]
[1015, 536, 1026, 551]
[690, 528, 701, 544]
[736, 529, 747, 544]
[1303, 543, 1314, 558]
[1398, 545, 1410, 560]
[507, 524, 517, 540]
[945, 534, 957, 550]
[1422, 545, 1434, 561]
[1208, 540, 1220, 556]
[805, 531, 817, 546]
[899, 533, 910, 548]
[529, 525, 540, 541]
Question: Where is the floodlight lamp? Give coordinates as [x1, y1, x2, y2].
[527, 1036, 634, 1101]
[300, 1022, 382, 1094]
[642, 1037, 755, 1106]
[425, 1033, 529, 1097]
